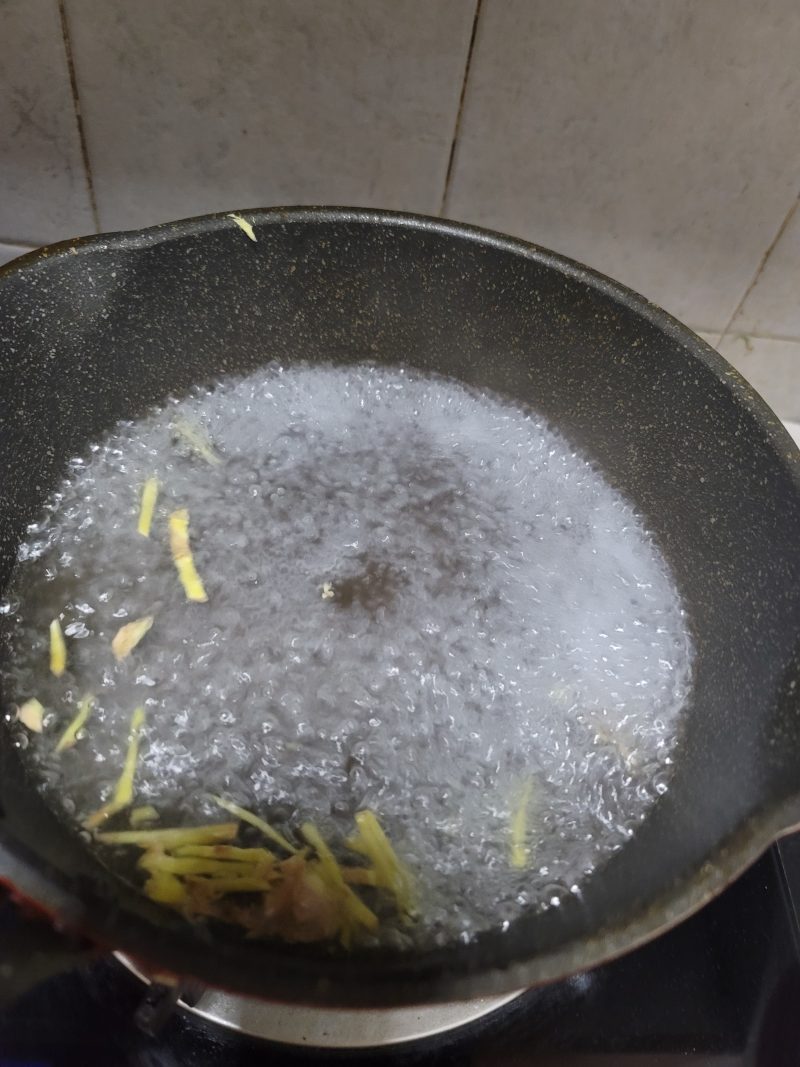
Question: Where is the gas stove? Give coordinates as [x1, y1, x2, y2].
[1, 833, 799, 1065]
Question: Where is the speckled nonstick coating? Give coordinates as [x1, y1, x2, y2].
[1, 208, 799, 1008]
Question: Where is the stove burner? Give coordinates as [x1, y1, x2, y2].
[116, 953, 525, 1048]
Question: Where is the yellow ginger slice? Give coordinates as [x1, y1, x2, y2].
[137, 477, 159, 537]
[17, 698, 45, 732]
[54, 693, 94, 753]
[84, 706, 146, 829]
[112, 615, 154, 661]
[227, 213, 257, 242]
[210, 795, 297, 854]
[509, 779, 535, 870]
[95, 823, 237, 848]
[168, 509, 208, 602]
[49, 618, 66, 676]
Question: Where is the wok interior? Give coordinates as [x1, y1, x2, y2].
[1, 211, 800, 1003]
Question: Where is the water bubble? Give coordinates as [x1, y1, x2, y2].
[1, 362, 692, 949]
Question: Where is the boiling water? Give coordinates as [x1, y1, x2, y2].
[1, 364, 693, 947]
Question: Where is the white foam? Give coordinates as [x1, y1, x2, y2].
[2, 364, 693, 947]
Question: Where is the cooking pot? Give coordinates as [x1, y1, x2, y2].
[1, 207, 799, 1008]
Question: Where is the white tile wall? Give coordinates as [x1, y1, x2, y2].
[696, 332, 722, 351]
[0, 0, 94, 244]
[0, 243, 36, 268]
[446, 0, 800, 334]
[64, 0, 476, 232]
[0, 0, 799, 413]
[725, 197, 800, 340]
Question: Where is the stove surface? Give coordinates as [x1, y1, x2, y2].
[2, 835, 800, 1065]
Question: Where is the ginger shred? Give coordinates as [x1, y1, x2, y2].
[171, 418, 221, 467]
[54, 693, 94, 753]
[137, 477, 159, 537]
[112, 615, 154, 661]
[49, 618, 66, 677]
[17, 698, 45, 733]
[130, 805, 160, 828]
[210, 794, 297, 854]
[228, 213, 257, 242]
[509, 779, 535, 869]
[346, 809, 416, 917]
[95, 823, 238, 848]
[168, 509, 208, 603]
[84, 705, 146, 829]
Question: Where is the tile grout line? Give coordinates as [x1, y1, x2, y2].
[438, 0, 482, 218]
[716, 330, 800, 346]
[58, 0, 100, 233]
[717, 191, 800, 347]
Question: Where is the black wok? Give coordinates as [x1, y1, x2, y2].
[1, 208, 799, 1009]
